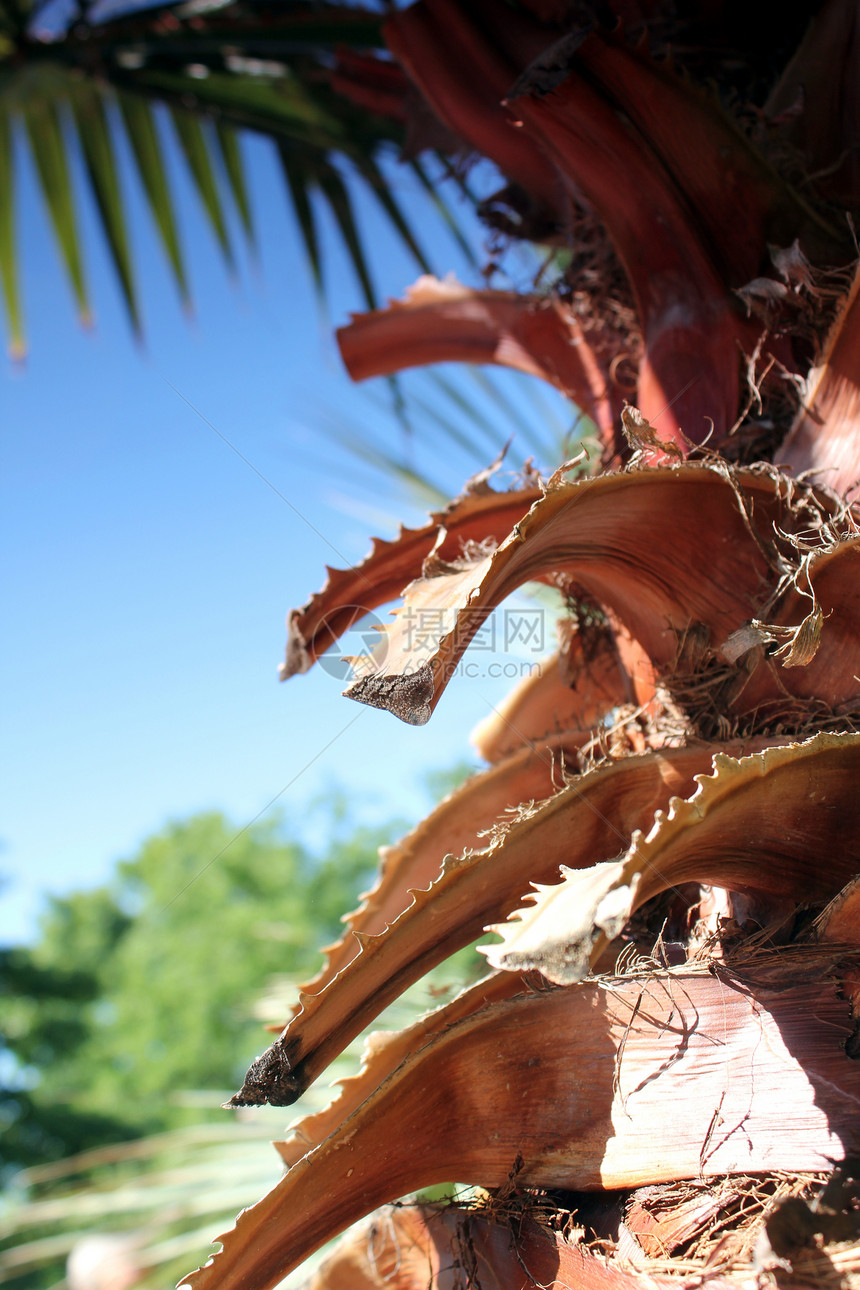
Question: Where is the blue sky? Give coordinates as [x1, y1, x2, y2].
[1, 113, 574, 943]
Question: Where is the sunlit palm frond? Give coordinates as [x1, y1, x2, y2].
[0, 1, 467, 355]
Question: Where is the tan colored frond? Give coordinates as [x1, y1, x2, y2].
[341, 464, 828, 726]
[234, 739, 776, 1106]
[281, 476, 541, 679]
[486, 733, 860, 983]
[183, 959, 860, 1290]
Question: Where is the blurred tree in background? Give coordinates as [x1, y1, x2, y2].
[1, 806, 389, 1175]
[0, 777, 480, 1288]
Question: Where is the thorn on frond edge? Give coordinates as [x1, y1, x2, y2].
[226, 1042, 301, 1108]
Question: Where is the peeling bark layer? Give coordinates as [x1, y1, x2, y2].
[184, 959, 860, 1290]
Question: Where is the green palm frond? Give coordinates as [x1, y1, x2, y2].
[307, 364, 583, 517]
[0, 106, 23, 355]
[315, 160, 376, 309]
[73, 86, 141, 334]
[277, 142, 323, 300]
[117, 90, 190, 306]
[170, 108, 235, 269]
[23, 93, 90, 325]
[214, 123, 254, 243]
[0, 1, 471, 356]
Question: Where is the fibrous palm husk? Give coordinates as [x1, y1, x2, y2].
[216, 454, 860, 1290]
[183, 949, 860, 1290]
[181, 3, 860, 1287]
[384, 4, 849, 449]
[306, 1175, 860, 1290]
[303, 1204, 699, 1290]
[486, 733, 860, 983]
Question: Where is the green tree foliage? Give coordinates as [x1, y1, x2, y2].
[0, 808, 387, 1174]
[0, 939, 132, 1175]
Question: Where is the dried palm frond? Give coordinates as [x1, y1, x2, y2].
[232, 738, 787, 1107]
[184, 950, 860, 1290]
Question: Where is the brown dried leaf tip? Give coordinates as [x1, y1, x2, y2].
[184, 2, 860, 1288]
